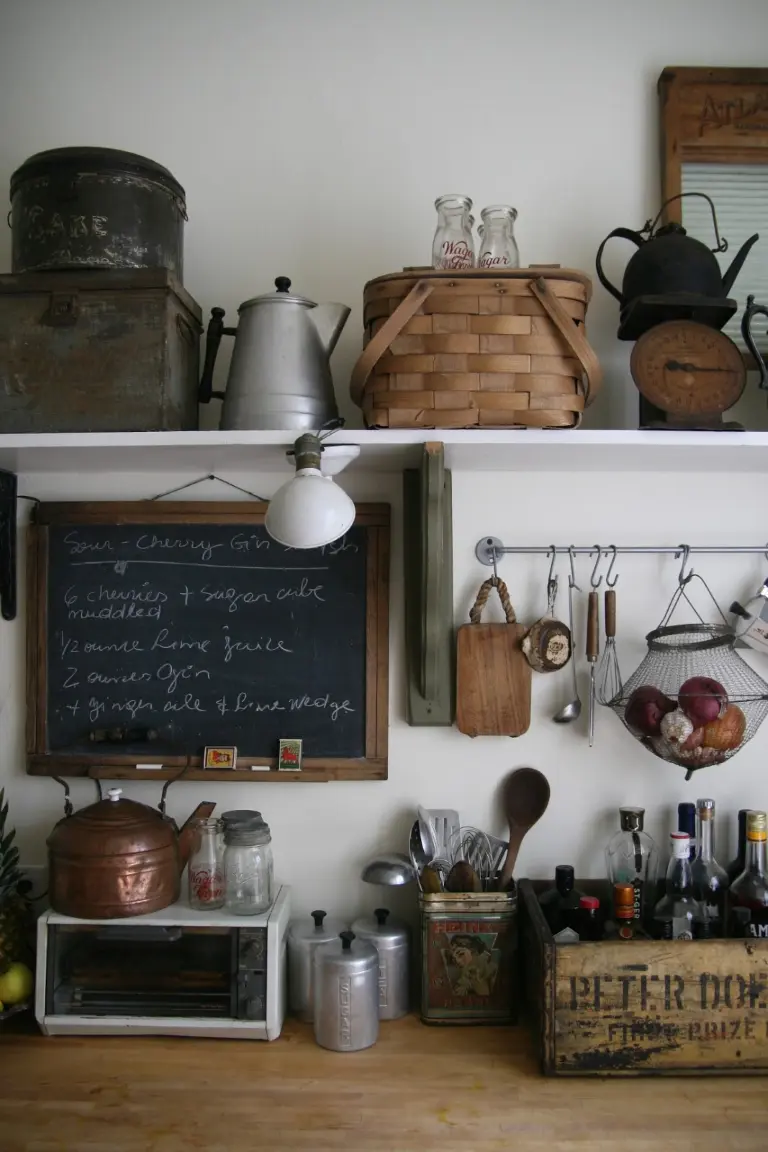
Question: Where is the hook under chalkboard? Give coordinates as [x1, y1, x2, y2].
[150, 474, 267, 501]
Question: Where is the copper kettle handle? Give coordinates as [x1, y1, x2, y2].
[742, 295, 768, 391]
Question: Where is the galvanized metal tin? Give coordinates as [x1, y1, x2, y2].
[350, 907, 410, 1020]
[313, 930, 379, 1052]
[0, 269, 201, 432]
[287, 910, 347, 1023]
[10, 147, 187, 278]
[419, 890, 518, 1025]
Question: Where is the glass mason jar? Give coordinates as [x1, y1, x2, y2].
[432, 194, 475, 270]
[224, 819, 274, 915]
[478, 205, 520, 269]
[188, 817, 225, 910]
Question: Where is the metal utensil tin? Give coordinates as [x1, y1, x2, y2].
[287, 910, 346, 1022]
[351, 908, 410, 1020]
[313, 931, 379, 1052]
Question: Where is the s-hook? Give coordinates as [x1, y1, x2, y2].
[677, 544, 694, 586]
[590, 545, 603, 589]
[605, 545, 619, 587]
[568, 545, 580, 590]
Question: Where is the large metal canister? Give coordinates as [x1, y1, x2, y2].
[313, 931, 379, 1052]
[287, 910, 347, 1022]
[10, 147, 187, 278]
[351, 907, 410, 1020]
[419, 890, 518, 1024]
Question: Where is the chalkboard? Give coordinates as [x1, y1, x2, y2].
[27, 502, 390, 781]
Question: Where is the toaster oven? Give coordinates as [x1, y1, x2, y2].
[35, 885, 290, 1039]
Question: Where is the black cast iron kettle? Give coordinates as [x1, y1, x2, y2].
[596, 192, 759, 340]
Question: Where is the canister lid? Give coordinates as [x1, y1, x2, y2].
[351, 908, 410, 946]
[288, 910, 346, 946]
[314, 930, 378, 975]
[10, 147, 185, 202]
[239, 276, 316, 311]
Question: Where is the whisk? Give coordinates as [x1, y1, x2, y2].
[448, 826, 494, 888]
[597, 587, 623, 705]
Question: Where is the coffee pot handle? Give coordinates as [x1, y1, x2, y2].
[595, 228, 645, 303]
[742, 295, 768, 391]
[199, 307, 237, 403]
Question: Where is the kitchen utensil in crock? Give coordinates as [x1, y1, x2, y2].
[553, 549, 582, 723]
[456, 576, 531, 737]
[287, 909, 347, 1023]
[497, 767, 551, 891]
[46, 777, 214, 919]
[361, 853, 416, 886]
[427, 809, 460, 860]
[417, 806, 438, 861]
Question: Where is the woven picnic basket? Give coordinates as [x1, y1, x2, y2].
[350, 268, 602, 428]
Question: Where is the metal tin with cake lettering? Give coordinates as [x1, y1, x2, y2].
[287, 909, 347, 1022]
[350, 907, 410, 1020]
[419, 890, 518, 1024]
[313, 931, 379, 1051]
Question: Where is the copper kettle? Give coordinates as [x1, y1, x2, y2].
[47, 777, 215, 919]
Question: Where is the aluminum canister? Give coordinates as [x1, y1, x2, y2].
[313, 931, 379, 1052]
[351, 907, 410, 1020]
[287, 909, 347, 1022]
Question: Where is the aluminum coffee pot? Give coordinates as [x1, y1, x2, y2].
[596, 193, 759, 340]
[199, 277, 350, 431]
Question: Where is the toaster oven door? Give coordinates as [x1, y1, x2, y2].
[45, 923, 238, 1018]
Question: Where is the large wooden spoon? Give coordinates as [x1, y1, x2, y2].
[498, 767, 551, 890]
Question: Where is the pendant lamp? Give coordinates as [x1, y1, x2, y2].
[265, 432, 358, 549]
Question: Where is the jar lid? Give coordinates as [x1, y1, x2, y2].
[288, 910, 346, 945]
[224, 819, 270, 846]
[239, 276, 315, 310]
[10, 146, 185, 202]
[221, 810, 263, 827]
[351, 907, 410, 945]
[314, 931, 378, 975]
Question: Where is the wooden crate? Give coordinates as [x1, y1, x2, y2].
[349, 268, 602, 429]
[520, 878, 768, 1076]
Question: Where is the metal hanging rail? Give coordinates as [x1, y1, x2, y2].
[476, 536, 768, 568]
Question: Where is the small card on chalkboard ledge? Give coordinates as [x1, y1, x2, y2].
[278, 738, 303, 772]
[203, 746, 237, 771]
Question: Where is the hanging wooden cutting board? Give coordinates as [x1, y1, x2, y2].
[456, 577, 531, 737]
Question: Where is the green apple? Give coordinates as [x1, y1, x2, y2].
[0, 962, 33, 1005]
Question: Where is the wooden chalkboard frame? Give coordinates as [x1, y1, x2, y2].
[26, 500, 390, 783]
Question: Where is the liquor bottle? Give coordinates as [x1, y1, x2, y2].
[604, 882, 651, 940]
[678, 801, 697, 860]
[691, 798, 728, 937]
[652, 833, 704, 940]
[726, 809, 749, 884]
[729, 811, 768, 939]
[538, 865, 584, 934]
[605, 807, 658, 924]
[577, 895, 602, 941]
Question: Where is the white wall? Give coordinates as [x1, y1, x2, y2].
[2, 1, 768, 921]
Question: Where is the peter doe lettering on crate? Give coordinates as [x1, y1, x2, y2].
[26, 502, 390, 780]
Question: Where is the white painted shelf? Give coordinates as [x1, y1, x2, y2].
[0, 428, 767, 474]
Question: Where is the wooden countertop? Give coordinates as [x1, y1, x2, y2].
[0, 1016, 765, 1151]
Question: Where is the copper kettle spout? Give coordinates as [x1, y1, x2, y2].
[722, 233, 760, 297]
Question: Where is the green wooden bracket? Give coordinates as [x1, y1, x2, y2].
[404, 443, 454, 726]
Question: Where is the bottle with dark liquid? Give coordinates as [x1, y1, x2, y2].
[729, 811, 768, 939]
[538, 865, 583, 934]
[691, 798, 728, 938]
[577, 895, 602, 941]
[726, 809, 749, 884]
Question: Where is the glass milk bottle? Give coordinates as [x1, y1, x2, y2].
[432, 194, 475, 270]
[478, 205, 520, 269]
[188, 817, 225, 910]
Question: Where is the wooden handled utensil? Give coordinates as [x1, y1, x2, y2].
[586, 591, 599, 747]
[498, 766, 551, 890]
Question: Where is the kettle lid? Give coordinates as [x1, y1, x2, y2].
[239, 276, 316, 311]
[47, 787, 174, 857]
[654, 221, 687, 239]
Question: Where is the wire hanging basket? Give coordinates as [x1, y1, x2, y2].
[605, 570, 768, 779]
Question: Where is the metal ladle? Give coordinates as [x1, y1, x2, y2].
[553, 547, 582, 723]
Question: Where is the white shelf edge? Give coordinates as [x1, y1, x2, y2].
[0, 428, 767, 474]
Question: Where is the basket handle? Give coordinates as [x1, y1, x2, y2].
[529, 277, 603, 407]
[350, 278, 435, 408]
[469, 577, 517, 625]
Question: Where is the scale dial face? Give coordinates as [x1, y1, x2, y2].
[630, 320, 746, 417]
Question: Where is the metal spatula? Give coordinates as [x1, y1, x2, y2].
[427, 809, 460, 859]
